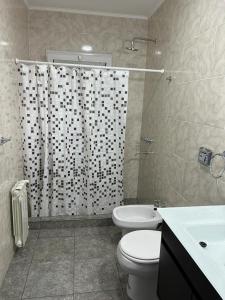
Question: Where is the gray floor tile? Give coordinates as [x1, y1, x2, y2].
[27, 230, 40, 240]
[22, 260, 73, 299]
[75, 226, 121, 240]
[75, 234, 115, 259]
[74, 257, 120, 294]
[121, 284, 129, 300]
[23, 295, 73, 300]
[116, 263, 128, 286]
[32, 237, 74, 262]
[39, 228, 74, 238]
[0, 261, 29, 299]
[75, 290, 123, 300]
[12, 239, 36, 265]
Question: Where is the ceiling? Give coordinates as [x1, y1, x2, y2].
[24, 0, 164, 19]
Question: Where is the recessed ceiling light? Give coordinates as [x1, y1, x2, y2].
[81, 45, 93, 52]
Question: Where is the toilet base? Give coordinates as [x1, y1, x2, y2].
[127, 274, 159, 300]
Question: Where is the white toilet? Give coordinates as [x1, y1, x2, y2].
[117, 230, 161, 300]
[113, 205, 162, 235]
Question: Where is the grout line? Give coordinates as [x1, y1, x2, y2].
[73, 227, 76, 298]
[20, 235, 38, 299]
[36, 229, 40, 240]
[170, 73, 225, 86]
[37, 235, 75, 239]
[115, 258, 127, 300]
[23, 294, 74, 299]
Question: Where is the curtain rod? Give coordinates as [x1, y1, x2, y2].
[15, 58, 165, 74]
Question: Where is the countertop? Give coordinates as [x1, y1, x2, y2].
[158, 205, 225, 300]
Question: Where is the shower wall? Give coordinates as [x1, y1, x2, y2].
[0, 0, 28, 286]
[28, 10, 148, 201]
[138, 0, 225, 206]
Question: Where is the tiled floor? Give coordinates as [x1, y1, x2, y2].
[0, 226, 128, 300]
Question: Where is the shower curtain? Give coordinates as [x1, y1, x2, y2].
[18, 64, 129, 217]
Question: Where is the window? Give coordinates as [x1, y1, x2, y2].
[46, 50, 112, 66]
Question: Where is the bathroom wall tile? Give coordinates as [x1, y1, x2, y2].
[74, 257, 120, 294]
[138, 0, 225, 206]
[137, 156, 156, 203]
[166, 155, 185, 194]
[199, 0, 225, 33]
[213, 23, 225, 76]
[123, 159, 139, 199]
[171, 120, 190, 160]
[182, 162, 217, 205]
[165, 187, 189, 208]
[205, 77, 225, 129]
[197, 27, 216, 78]
[0, 0, 28, 286]
[215, 181, 225, 205]
[178, 38, 201, 83]
[124, 143, 140, 162]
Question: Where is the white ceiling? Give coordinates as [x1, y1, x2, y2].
[24, 0, 164, 19]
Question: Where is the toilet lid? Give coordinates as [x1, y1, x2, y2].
[120, 230, 161, 261]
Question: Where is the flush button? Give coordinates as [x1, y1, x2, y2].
[199, 241, 207, 248]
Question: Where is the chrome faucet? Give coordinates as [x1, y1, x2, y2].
[154, 200, 161, 208]
[154, 200, 166, 208]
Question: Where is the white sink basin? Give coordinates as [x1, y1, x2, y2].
[112, 205, 162, 230]
[186, 222, 225, 243]
[185, 222, 225, 268]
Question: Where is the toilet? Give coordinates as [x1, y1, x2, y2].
[117, 230, 161, 300]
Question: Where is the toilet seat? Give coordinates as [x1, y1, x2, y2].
[119, 230, 161, 264]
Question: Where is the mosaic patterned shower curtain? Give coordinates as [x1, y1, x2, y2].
[18, 64, 129, 217]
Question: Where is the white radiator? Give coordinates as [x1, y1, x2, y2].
[11, 180, 29, 247]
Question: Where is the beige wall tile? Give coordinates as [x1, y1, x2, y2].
[138, 0, 225, 207]
[0, 0, 28, 286]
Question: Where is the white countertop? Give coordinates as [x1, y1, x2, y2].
[158, 206, 225, 300]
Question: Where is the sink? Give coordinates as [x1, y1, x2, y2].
[185, 222, 225, 268]
[158, 205, 225, 300]
[186, 222, 225, 243]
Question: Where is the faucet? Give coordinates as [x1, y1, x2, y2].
[154, 200, 166, 209]
[154, 200, 161, 208]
